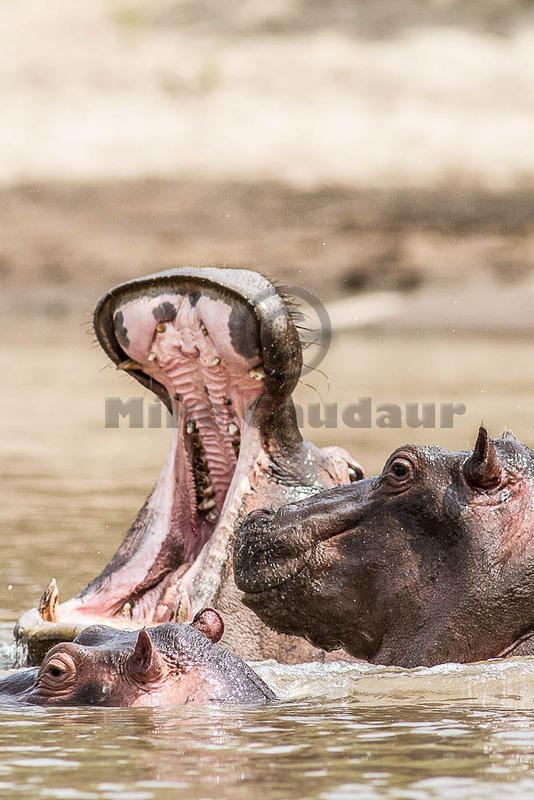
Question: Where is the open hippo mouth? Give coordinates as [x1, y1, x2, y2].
[16, 267, 361, 664]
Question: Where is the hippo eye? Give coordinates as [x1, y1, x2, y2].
[392, 461, 409, 478]
[48, 665, 64, 679]
[384, 456, 415, 489]
[41, 654, 76, 684]
[245, 508, 272, 525]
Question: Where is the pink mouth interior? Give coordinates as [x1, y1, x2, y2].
[59, 286, 266, 625]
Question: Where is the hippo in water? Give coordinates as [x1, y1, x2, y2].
[2, 608, 274, 706]
[235, 427, 534, 667]
[16, 267, 361, 664]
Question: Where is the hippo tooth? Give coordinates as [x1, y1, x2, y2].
[120, 602, 133, 619]
[116, 359, 143, 371]
[248, 366, 266, 380]
[200, 485, 215, 498]
[207, 510, 219, 522]
[210, 356, 221, 367]
[228, 422, 239, 436]
[348, 467, 358, 482]
[186, 421, 196, 434]
[174, 592, 191, 623]
[198, 497, 216, 512]
[155, 323, 167, 334]
[147, 352, 157, 362]
[38, 578, 59, 623]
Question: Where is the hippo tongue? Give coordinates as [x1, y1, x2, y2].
[16, 268, 306, 655]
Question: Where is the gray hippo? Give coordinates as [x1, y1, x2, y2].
[235, 427, 534, 667]
[2, 609, 274, 706]
[16, 267, 361, 664]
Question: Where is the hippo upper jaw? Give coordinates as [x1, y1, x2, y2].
[15, 268, 360, 664]
[234, 479, 389, 659]
[235, 479, 376, 596]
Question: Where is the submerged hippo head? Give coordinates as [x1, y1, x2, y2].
[235, 427, 534, 667]
[1, 609, 274, 706]
[16, 267, 361, 664]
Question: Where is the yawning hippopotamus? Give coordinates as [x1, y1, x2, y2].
[235, 427, 534, 667]
[16, 267, 361, 664]
[2, 608, 274, 706]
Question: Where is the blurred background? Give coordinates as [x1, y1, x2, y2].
[2, 0, 534, 615]
[2, 0, 534, 314]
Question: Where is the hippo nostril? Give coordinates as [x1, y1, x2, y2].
[245, 508, 272, 525]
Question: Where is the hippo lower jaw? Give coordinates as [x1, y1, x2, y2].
[18, 420, 267, 633]
[16, 268, 360, 664]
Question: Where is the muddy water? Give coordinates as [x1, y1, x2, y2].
[2, 316, 534, 799]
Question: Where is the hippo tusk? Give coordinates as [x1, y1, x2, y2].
[116, 359, 143, 371]
[38, 579, 59, 623]
[120, 601, 133, 620]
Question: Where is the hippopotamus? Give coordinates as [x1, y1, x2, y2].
[2, 608, 274, 706]
[235, 427, 534, 667]
[16, 267, 361, 664]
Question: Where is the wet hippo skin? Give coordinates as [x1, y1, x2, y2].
[2, 609, 275, 706]
[235, 427, 534, 667]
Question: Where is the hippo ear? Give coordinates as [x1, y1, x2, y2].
[463, 426, 502, 489]
[129, 628, 156, 676]
[192, 608, 224, 643]
[502, 428, 518, 442]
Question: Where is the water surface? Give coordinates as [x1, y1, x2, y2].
[2, 316, 534, 799]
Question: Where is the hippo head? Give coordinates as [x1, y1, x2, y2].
[16, 267, 360, 664]
[235, 427, 534, 667]
[12, 609, 275, 706]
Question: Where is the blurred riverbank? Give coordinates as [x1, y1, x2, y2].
[2, 2, 534, 324]
[2, 178, 533, 333]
